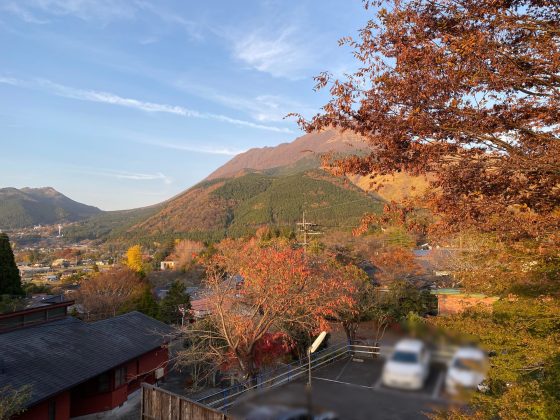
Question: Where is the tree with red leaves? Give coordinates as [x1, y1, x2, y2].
[297, 0, 559, 242]
[179, 239, 355, 383]
[372, 246, 424, 285]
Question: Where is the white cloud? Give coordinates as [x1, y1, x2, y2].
[0, 2, 49, 24]
[175, 81, 317, 123]
[139, 139, 245, 156]
[0, 76, 292, 133]
[139, 36, 158, 45]
[134, 0, 202, 41]
[232, 27, 315, 80]
[0, 76, 21, 86]
[2, 0, 202, 40]
[28, 0, 137, 21]
[89, 169, 173, 184]
[211, 93, 308, 122]
[114, 171, 172, 184]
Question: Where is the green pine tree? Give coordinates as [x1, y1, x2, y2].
[135, 285, 160, 319]
[159, 280, 191, 325]
[0, 233, 24, 296]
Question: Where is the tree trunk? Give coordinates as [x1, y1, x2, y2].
[343, 322, 357, 344]
[238, 351, 258, 387]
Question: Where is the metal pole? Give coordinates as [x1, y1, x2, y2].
[306, 349, 313, 419]
[308, 349, 312, 386]
[303, 211, 307, 248]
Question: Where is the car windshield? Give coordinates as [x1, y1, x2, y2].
[392, 351, 418, 363]
[453, 357, 484, 371]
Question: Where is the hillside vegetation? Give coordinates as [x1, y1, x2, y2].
[0, 187, 101, 229]
[350, 172, 433, 203]
[127, 170, 383, 241]
[63, 205, 163, 242]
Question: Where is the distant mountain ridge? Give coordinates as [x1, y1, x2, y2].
[206, 128, 430, 203]
[0, 187, 102, 229]
[4, 130, 429, 242]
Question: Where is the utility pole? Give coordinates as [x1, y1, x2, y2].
[297, 211, 322, 249]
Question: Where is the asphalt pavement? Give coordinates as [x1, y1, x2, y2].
[230, 356, 449, 420]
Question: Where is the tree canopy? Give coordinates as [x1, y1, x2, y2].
[75, 268, 145, 320]
[159, 280, 191, 324]
[298, 0, 559, 242]
[0, 233, 23, 296]
[180, 239, 356, 382]
[125, 245, 144, 274]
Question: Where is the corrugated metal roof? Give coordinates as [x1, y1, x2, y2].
[0, 312, 174, 407]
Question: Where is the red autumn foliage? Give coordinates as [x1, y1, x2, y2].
[294, 0, 559, 243]
[183, 239, 356, 381]
[371, 247, 424, 285]
[253, 332, 295, 368]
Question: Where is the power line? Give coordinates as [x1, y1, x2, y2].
[297, 211, 322, 248]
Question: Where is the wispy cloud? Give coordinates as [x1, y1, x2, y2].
[139, 139, 245, 156]
[0, 76, 21, 86]
[12, 0, 138, 22]
[134, 0, 202, 41]
[84, 168, 173, 184]
[113, 170, 172, 184]
[175, 80, 316, 122]
[0, 76, 292, 133]
[232, 27, 315, 80]
[214, 93, 314, 123]
[2, 0, 203, 40]
[0, 2, 49, 24]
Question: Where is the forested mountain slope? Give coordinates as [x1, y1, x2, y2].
[0, 187, 101, 229]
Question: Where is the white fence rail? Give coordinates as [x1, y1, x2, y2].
[196, 343, 376, 411]
[195, 342, 456, 411]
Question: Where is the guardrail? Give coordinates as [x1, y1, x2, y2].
[196, 342, 378, 411]
[195, 342, 456, 412]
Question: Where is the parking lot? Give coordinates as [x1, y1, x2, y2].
[230, 355, 449, 419]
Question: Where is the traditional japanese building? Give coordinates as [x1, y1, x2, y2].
[0, 301, 173, 419]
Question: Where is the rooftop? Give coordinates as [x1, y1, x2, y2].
[0, 311, 174, 407]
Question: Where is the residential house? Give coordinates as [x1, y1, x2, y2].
[430, 288, 499, 315]
[160, 259, 177, 271]
[0, 302, 174, 420]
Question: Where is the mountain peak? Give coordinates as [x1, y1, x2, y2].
[206, 129, 365, 180]
[0, 187, 102, 230]
[21, 186, 60, 196]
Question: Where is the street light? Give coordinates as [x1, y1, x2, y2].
[178, 304, 187, 327]
[307, 331, 327, 419]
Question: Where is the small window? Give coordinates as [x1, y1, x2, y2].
[114, 366, 127, 388]
[0, 315, 23, 330]
[24, 310, 46, 325]
[47, 306, 66, 319]
[98, 372, 110, 393]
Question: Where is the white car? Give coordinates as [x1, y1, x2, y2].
[445, 347, 488, 395]
[382, 339, 430, 390]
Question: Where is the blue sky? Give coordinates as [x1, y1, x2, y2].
[0, 0, 368, 210]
